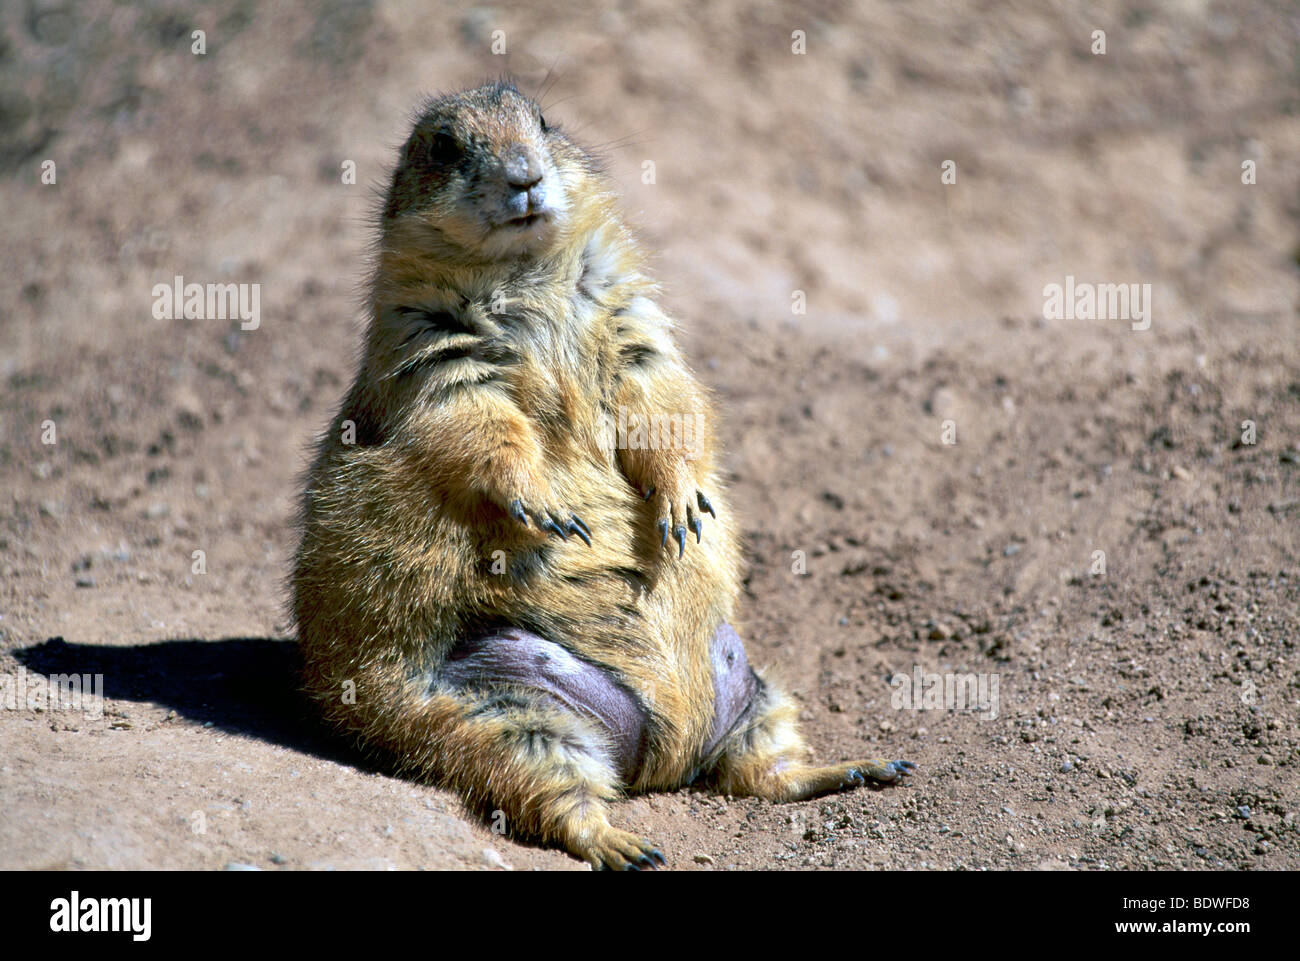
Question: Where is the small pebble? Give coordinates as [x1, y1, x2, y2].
[482, 847, 513, 870]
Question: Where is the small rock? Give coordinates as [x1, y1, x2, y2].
[692, 854, 714, 865]
[927, 387, 958, 416]
[482, 847, 513, 870]
[224, 862, 261, 871]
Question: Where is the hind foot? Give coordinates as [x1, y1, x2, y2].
[844, 758, 916, 786]
[573, 826, 667, 871]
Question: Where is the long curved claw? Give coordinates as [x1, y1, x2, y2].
[509, 499, 528, 526]
[674, 525, 687, 558]
[658, 519, 670, 547]
[540, 515, 568, 540]
[567, 516, 592, 547]
[696, 491, 716, 518]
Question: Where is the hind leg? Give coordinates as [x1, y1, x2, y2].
[427, 687, 664, 869]
[352, 629, 663, 870]
[710, 676, 914, 802]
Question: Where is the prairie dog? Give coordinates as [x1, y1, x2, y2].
[292, 81, 912, 870]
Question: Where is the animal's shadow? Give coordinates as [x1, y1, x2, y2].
[13, 636, 366, 769]
[11, 636, 587, 862]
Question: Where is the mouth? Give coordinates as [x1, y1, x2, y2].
[502, 212, 545, 230]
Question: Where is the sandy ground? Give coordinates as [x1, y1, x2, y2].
[2, 0, 1298, 870]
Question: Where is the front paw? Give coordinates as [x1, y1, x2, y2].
[641, 476, 716, 559]
[505, 496, 592, 546]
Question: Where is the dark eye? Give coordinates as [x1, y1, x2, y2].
[538, 112, 549, 133]
[427, 132, 461, 164]
[407, 128, 460, 167]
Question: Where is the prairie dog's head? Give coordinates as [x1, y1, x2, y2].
[382, 82, 591, 261]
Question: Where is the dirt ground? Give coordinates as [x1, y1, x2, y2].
[2, 0, 1298, 871]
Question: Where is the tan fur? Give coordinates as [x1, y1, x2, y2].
[292, 82, 910, 870]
